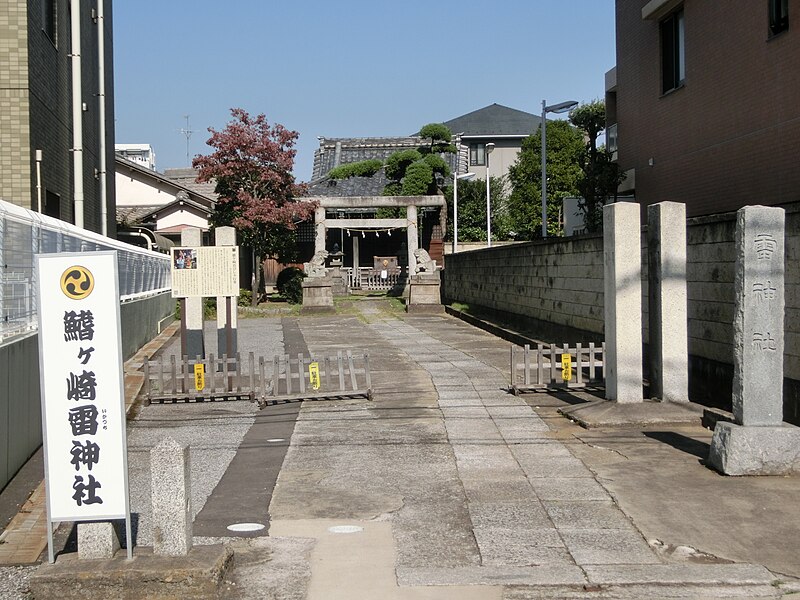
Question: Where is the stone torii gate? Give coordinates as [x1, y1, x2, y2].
[310, 195, 446, 272]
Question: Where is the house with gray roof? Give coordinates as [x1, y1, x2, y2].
[444, 103, 542, 183]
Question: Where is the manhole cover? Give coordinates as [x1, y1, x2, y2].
[328, 525, 363, 534]
[227, 522, 266, 532]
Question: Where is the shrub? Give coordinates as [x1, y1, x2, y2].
[401, 160, 434, 195]
[385, 149, 422, 181]
[277, 266, 305, 304]
[422, 153, 450, 178]
[238, 288, 252, 307]
[328, 159, 384, 180]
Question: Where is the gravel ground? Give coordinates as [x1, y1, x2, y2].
[0, 565, 35, 599]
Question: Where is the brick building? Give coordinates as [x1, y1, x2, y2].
[0, 0, 115, 234]
[607, 0, 799, 217]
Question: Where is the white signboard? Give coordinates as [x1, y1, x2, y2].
[171, 246, 240, 298]
[36, 252, 130, 523]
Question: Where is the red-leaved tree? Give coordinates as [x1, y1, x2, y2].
[193, 108, 314, 299]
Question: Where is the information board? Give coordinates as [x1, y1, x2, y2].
[171, 246, 240, 298]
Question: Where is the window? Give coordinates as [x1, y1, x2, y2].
[45, 190, 61, 219]
[660, 8, 685, 94]
[769, 0, 789, 36]
[42, 0, 57, 44]
[469, 143, 485, 166]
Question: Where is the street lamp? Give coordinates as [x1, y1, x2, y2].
[541, 99, 578, 237]
[485, 142, 495, 247]
[453, 171, 475, 254]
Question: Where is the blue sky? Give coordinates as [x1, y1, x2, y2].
[113, 1, 616, 182]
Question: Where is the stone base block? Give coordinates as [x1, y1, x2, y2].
[302, 278, 334, 309]
[708, 421, 800, 476]
[407, 273, 441, 311]
[406, 303, 445, 314]
[30, 544, 233, 600]
[78, 522, 120, 559]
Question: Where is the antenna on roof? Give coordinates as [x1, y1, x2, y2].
[178, 115, 197, 167]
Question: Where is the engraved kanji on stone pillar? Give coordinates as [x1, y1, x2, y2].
[732, 206, 785, 426]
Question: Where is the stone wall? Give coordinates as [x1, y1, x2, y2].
[443, 203, 800, 422]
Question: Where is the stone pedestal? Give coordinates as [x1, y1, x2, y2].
[407, 272, 443, 313]
[709, 206, 790, 475]
[151, 437, 192, 556]
[708, 422, 800, 475]
[78, 522, 120, 559]
[302, 276, 334, 312]
[328, 266, 348, 297]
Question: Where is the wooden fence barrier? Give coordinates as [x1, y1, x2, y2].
[510, 342, 605, 395]
[258, 350, 372, 408]
[143, 352, 265, 404]
[143, 349, 373, 406]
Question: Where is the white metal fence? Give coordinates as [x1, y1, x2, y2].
[0, 199, 171, 343]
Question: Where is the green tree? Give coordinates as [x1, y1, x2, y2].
[444, 176, 511, 242]
[506, 120, 584, 238]
[569, 100, 626, 233]
[418, 123, 457, 155]
[383, 123, 454, 196]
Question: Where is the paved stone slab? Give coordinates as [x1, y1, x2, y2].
[440, 406, 490, 419]
[396, 565, 587, 587]
[583, 562, 776, 585]
[559, 528, 660, 565]
[530, 478, 621, 502]
[513, 456, 594, 479]
[474, 527, 569, 566]
[542, 500, 635, 530]
[559, 399, 703, 428]
[469, 502, 552, 529]
[462, 479, 541, 504]
[445, 419, 505, 442]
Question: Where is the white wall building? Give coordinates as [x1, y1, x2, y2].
[115, 144, 157, 170]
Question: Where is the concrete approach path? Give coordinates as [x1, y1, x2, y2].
[3, 297, 800, 598]
[227, 299, 800, 598]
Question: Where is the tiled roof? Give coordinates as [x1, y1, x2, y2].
[162, 167, 219, 199]
[443, 103, 541, 137]
[311, 137, 420, 181]
[116, 204, 162, 225]
[307, 170, 389, 197]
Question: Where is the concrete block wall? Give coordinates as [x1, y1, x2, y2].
[443, 202, 800, 422]
[1, 291, 173, 491]
[444, 236, 607, 338]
